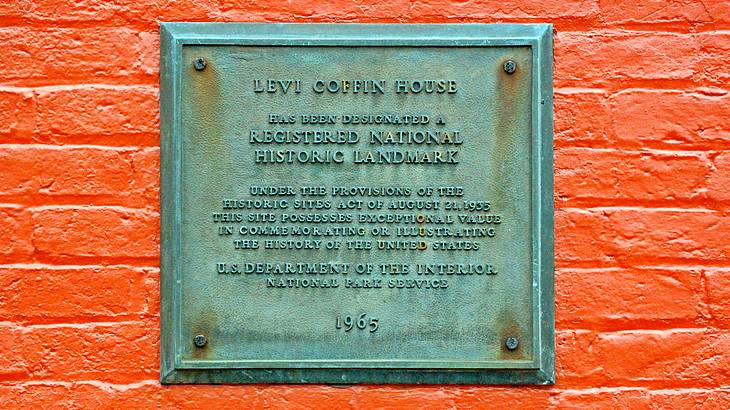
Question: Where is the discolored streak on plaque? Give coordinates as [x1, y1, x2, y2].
[188, 51, 220, 140]
[493, 55, 533, 360]
[497, 311, 525, 360]
[190, 307, 218, 360]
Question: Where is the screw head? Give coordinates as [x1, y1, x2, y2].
[193, 57, 206, 71]
[193, 334, 207, 348]
[503, 60, 517, 75]
[505, 336, 519, 351]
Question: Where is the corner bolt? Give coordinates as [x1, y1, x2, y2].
[194, 57, 206, 71]
[503, 60, 517, 75]
[193, 334, 207, 348]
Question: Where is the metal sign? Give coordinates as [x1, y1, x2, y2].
[159, 23, 554, 384]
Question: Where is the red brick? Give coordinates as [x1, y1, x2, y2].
[556, 268, 703, 326]
[0, 146, 158, 207]
[0, 206, 34, 262]
[555, 32, 698, 87]
[555, 148, 710, 204]
[557, 329, 730, 387]
[0, 266, 155, 321]
[34, 85, 159, 142]
[0, 28, 157, 86]
[705, 268, 730, 323]
[0, 320, 158, 382]
[609, 91, 730, 149]
[31, 206, 159, 262]
[556, 208, 730, 266]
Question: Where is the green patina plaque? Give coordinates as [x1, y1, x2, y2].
[160, 23, 554, 385]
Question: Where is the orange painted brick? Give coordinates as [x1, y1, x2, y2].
[558, 329, 730, 387]
[347, 386, 459, 409]
[599, 0, 720, 25]
[0, 382, 161, 409]
[409, 0, 599, 20]
[695, 33, 730, 87]
[260, 385, 357, 409]
[0, 28, 157, 86]
[708, 151, 730, 201]
[554, 90, 612, 147]
[555, 268, 703, 326]
[555, 329, 597, 384]
[556, 208, 730, 266]
[609, 91, 730, 149]
[0, 146, 157, 207]
[449, 387, 552, 409]
[555, 148, 710, 204]
[34, 85, 159, 141]
[552, 388, 650, 409]
[0, 320, 158, 383]
[705, 268, 730, 324]
[648, 389, 730, 408]
[128, 147, 160, 206]
[596, 329, 730, 386]
[0, 90, 35, 139]
[161, 385, 263, 408]
[0, 0, 215, 26]
[219, 0, 413, 22]
[0, 324, 32, 380]
[0, 266, 155, 321]
[0, 206, 34, 262]
[31, 207, 159, 262]
[555, 32, 698, 86]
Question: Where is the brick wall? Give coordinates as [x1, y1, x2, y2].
[1, 1, 729, 408]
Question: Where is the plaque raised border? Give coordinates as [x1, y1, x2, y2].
[159, 22, 554, 385]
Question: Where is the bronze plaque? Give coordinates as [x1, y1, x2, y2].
[160, 23, 554, 384]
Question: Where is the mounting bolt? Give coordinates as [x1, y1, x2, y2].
[193, 334, 207, 348]
[503, 60, 517, 75]
[193, 57, 206, 71]
[505, 336, 519, 351]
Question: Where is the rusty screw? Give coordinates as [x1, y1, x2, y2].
[193, 334, 207, 348]
[505, 336, 519, 351]
[193, 57, 206, 71]
[503, 60, 517, 75]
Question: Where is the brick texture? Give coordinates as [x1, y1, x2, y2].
[2, 0, 729, 408]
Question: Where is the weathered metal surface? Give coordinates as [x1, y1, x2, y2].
[159, 23, 554, 385]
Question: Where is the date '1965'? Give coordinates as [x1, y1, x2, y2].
[336, 313, 378, 332]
